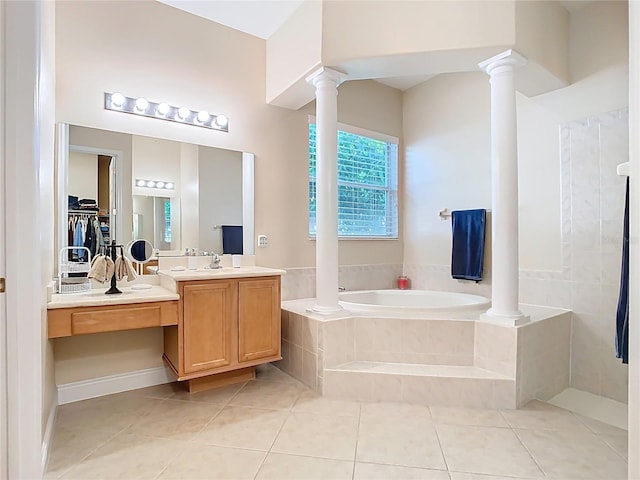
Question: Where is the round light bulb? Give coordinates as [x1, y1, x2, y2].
[111, 92, 126, 108]
[197, 110, 210, 123]
[136, 179, 146, 187]
[146, 181, 156, 188]
[214, 115, 228, 128]
[157, 103, 170, 116]
[135, 97, 149, 112]
[177, 107, 190, 120]
[165, 182, 174, 189]
[155, 181, 165, 189]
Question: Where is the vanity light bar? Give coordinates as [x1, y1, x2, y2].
[136, 179, 175, 190]
[104, 92, 228, 132]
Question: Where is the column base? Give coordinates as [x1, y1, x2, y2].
[480, 309, 530, 326]
[307, 302, 345, 315]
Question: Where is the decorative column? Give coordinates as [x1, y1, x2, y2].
[306, 67, 345, 313]
[478, 50, 529, 326]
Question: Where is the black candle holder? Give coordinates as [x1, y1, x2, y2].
[104, 240, 123, 295]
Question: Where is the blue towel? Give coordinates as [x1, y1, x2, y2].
[73, 220, 85, 260]
[615, 178, 629, 364]
[451, 209, 486, 282]
[221, 225, 243, 255]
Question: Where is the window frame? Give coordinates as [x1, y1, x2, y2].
[308, 116, 399, 240]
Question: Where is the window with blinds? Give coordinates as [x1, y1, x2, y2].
[309, 122, 398, 238]
[163, 199, 172, 243]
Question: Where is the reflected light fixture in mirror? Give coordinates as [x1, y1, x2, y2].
[104, 92, 229, 132]
[136, 179, 175, 190]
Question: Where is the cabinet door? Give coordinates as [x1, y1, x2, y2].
[183, 281, 236, 374]
[238, 277, 281, 363]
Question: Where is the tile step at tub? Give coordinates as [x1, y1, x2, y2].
[325, 361, 511, 380]
[323, 361, 516, 409]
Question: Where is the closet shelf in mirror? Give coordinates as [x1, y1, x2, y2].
[68, 209, 99, 215]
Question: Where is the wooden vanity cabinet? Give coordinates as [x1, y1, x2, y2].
[182, 280, 236, 374]
[238, 277, 281, 363]
[163, 275, 281, 390]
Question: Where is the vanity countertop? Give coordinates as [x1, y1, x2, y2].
[157, 265, 286, 282]
[48, 285, 179, 309]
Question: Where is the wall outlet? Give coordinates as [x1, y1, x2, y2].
[257, 234, 268, 247]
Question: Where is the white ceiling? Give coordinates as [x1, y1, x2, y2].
[156, 0, 304, 40]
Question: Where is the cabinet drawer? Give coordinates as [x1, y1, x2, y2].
[48, 301, 178, 338]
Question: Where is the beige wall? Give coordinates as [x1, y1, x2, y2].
[266, 0, 322, 105]
[515, 0, 570, 85]
[132, 135, 181, 198]
[52, 329, 165, 384]
[403, 72, 491, 267]
[321, 1, 515, 63]
[68, 152, 98, 201]
[54, 1, 403, 385]
[569, 0, 629, 82]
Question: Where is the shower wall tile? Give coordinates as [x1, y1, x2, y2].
[571, 251, 601, 283]
[570, 219, 600, 253]
[570, 127, 600, 185]
[571, 282, 601, 314]
[601, 284, 621, 320]
[601, 252, 622, 286]
[601, 185, 626, 222]
[602, 219, 623, 254]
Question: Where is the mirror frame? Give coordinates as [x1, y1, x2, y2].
[56, 123, 256, 273]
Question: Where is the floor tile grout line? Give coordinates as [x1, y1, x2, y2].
[510, 426, 549, 478]
[46, 422, 131, 478]
[594, 431, 629, 463]
[432, 421, 451, 474]
[251, 450, 270, 480]
[253, 392, 298, 479]
[351, 401, 363, 480]
[182, 383, 250, 436]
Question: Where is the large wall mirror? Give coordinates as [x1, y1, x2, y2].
[55, 123, 255, 271]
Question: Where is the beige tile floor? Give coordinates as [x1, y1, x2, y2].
[46, 364, 628, 480]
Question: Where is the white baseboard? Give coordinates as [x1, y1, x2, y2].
[41, 392, 58, 473]
[57, 366, 175, 405]
[548, 387, 628, 430]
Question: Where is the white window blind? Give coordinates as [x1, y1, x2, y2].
[309, 122, 398, 238]
[163, 199, 172, 243]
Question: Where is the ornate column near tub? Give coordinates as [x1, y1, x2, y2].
[478, 50, 529, 326]
[306, 67, 345, 313]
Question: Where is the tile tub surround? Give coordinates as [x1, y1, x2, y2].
[279, 300, 570, 409]
[281, 263, 403, 300]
